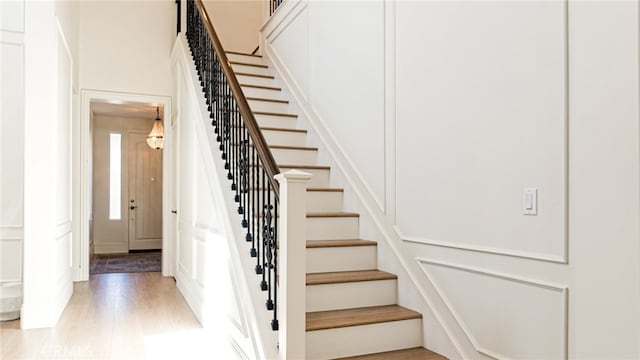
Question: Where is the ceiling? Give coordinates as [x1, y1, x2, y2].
[90, 101, 164, 120]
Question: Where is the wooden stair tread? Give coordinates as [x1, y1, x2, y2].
[226, 50, 262, 57]
[337, 347, 447, 360]
[231, 143, 316, 151]
[250, 163, 330, 170]
[261, 126, 305, 133]
[270, 144, 317, 151]
[246, 97, 289, 104]
[306, 305, 422, 331]
[307, 212, 359, 218]
[278, 164, 330, 170]
[235, 72, 274, 79]
[307, 187, 343, 192]
[240, 83, 281, 91]
[306, 239, 376, 248]
[307, 270, 396, 285]
[230, 60, 268, 68]
[230, 125, 305, 133]
[253, 111, 297, 118]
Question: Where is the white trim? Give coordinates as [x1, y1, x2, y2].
[399, 227, 567, 264]
[78, 89, 171, 281]
[54, 221, 72, 240]
[0, 228, 24, 240]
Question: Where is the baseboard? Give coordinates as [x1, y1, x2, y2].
[94, 243, 128, 254]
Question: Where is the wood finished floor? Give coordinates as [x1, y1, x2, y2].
[0, 272, 235, 359]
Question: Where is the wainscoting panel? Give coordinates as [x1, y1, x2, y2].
[1, 0, 24, 32]
[395, 1, 568, 262]
[268, 1, 309, 101]
[0, 229, 22, 282]
[419, 259, 567, 359]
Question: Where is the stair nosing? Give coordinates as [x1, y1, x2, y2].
[307, 212, 360, 218]
[270, 144, 317, 151]
[231, 143, 316, 151]
[306, 270, 397, 285]
[246, 97, 289, 104]
[307, 187, 343, 192]
[261, 126, 306, 133]
[226, 51, 262, 58]
[250, 164, 330, 170]
[235, 72, 275, 79]
[306, 239, 376, 248]
[306, 305, 422, 332]
[230, 61, 268, 68]
[335, 347, 447, 360]
[253, 111, 297, 118]
[241, 83, 281, 91]
[278, 164, 330, 170]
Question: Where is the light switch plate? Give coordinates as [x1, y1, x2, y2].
[523, 188, 538, 215]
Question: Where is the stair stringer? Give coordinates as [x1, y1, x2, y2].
[171, 35, 278, 360]
[260, 5, 469, 358]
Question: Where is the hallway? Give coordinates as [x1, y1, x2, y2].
[0, 273, 235, 359]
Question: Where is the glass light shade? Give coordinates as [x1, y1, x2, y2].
[146, 119, 164, 150]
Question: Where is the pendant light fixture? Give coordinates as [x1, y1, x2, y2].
[146, 106, 164, 150]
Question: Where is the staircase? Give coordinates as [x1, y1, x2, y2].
[226, 51, 447, 360]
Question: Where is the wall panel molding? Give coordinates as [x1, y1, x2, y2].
[264, 0, 387, 213]
[0, 227, 23, 240]
[399, 227, 566, 264]
[417, 258, 568, 360]
[395, 0, 569, 264]
[55, 221, 72, 240]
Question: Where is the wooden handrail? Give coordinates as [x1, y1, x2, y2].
[194, 0, 281, 198]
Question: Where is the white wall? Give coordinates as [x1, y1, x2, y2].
[171, 35, 277, 360]
[78, 0, 175, 96]
[1, 0, 26, 286]
[19, 0, 77, 329]
[262, 1, 640, 358]
[76, 0, 176, 279]
[202, 0, 262, 53]
[91, 115, 155, 254]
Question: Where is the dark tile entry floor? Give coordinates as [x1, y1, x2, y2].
[90, 251, 162, 275]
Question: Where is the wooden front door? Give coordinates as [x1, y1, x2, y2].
[128, 131, 162, 250]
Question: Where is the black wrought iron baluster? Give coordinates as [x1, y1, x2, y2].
[232, 101, 239, 197]
[252, 149, 260, 265]
[213, 55, 221, 136]
[260, 166, 267, 290]
[212, 54, 219, 130]
[272, 199, 279, 331]
[265, 181, 274, 311]
[239, 123, 247, 217]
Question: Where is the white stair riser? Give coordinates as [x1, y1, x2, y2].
[306, 191, 343, 213]
[255, 114, 298, 129]
[280, 168, 330, 188]
[307, 280, 397, 312]
[247, 100, 290, 114]
[231, 63, 271, 76]
[271, 148, 317, 166]
[236, 74, 276, 87]
[244, 187, 341, 213]
[306, 319, 423, 360]
[227, 53, 264, 65]
[262, 129, 307, 147]
[306, 216, 359, 241]
[306, 245, 376, 273]
[241, 86, 284, 99]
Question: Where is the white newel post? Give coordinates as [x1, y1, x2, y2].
[274, 170, 312, 360]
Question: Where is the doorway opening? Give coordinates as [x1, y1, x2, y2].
[78, 91, 173, 280]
